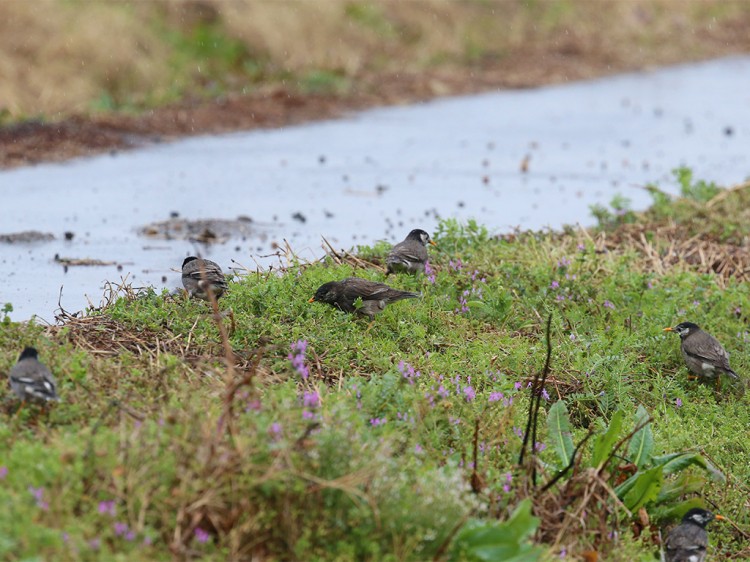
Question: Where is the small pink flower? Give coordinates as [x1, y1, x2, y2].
[194, 527, 210, 544]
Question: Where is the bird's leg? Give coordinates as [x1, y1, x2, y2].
[13, 400, 26, 420]
[686, 373, 698, 382]
[364, 320, 375, 334]
[715, 376, 722, 393]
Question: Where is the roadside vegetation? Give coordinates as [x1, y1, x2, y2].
[2, 170, 749, 560]
[2, 0, 750, 121]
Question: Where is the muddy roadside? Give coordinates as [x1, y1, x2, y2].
[2, 43, 747, 170]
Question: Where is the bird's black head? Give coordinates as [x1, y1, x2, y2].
[18, 347, 39, 361]
[665, 321, 701, 339]
[182, 256, 199, 268]
[310, 281, 339, 304]
[681, 508, 719, 528]
[405, 229, 435, 247]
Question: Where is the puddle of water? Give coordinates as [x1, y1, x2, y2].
[1, 56, 748, 321]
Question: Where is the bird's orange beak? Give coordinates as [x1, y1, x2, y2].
[308, 297, 315, 303]
[714, 514, 726, 521]
[663, 327, 674, 332]
[429, 240, 437, 247]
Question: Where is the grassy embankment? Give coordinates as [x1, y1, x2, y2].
[2, 0, 750, 121]
[2, 171, 750, 561]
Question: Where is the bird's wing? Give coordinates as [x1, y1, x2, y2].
[684, 336, 732, 371]
[387, 242, 426, 265]
[184, 262, 227, 286]
[10, 363, 58, 400]
[342, 278, 391, 300]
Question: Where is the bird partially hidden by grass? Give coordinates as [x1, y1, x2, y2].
[664, 322, 739, 391]
[309, 277, 420, 324]
[181, 256, 228, 301]
[9, 347, 59, 408]
[386, 228, 436, 276]
[664, 507, 724, 562]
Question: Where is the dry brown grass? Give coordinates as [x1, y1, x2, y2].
[1, 0, 749, 118]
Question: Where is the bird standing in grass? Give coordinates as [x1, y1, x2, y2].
[9, 347, 59, 404]
[181, 256, 228, 301]
[309, 277, 420, 321]
[664, 322, 738, 389]
[664, 507, 724, 562]
[386, 229, 436, 275]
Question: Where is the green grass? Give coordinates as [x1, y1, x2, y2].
[1, 182, 749, 560]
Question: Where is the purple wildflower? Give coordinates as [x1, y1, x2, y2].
[603, 300, 615, 310]
[125, 530, 136, 541]
[302, 390, 320, 409]
[194, 527, 210, 544]
[398, 361, 420, 384]
[555, 294, 566, 302]
[0, 466, 7, 480]
[489, 391, 504, 403]
[463, 386, 476, 402]
[577, 243, 585, 251]
[302, 410, 316, 420]
[541, 388, 550, 401]
[425, 261, 436, 284]
[503, 472, 513, 493]
[550, 280, 560, 289]
[514, 381, 522, 391]
[569, 333, 576, 341]
[98, 500, 116, 517]
[288, 340, 310, 379]
[534, 441, 547, 452]
[143, 536, 153, 546]
[370, 417, 387, 427]
[437, 385, 449, 398]
[449, 259, 463, 271]
[114, 522, 129, 537]
[29, 486, 48, 510]
[89, 538, 101, 550]
[558, 257, 571, 267]
[675, 398, 683, 408]
[269, 422, 282, 435]
[414, 444, 423, 454]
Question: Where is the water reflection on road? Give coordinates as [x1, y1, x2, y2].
[1, 56, 748, 321]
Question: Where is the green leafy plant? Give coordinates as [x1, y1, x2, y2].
[450, 499, 544, 561]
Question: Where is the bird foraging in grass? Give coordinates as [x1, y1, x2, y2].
[9, 347, 59, 404]
[309, 277, 420, 321]
[664, 322, 738, 389]
[181, 256, 228, 301]
[664, 507, 724, 562]
[386, 229, 436, 276]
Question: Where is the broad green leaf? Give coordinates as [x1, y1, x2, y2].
[627, 405, 653, 469]
[655, 472, 706, 504]
[451, 499, 543, 562]
[617, 465, 663, 511]
[591, 410, 624, 469]
[547, 400, 575, 467]
[651, 452, 725, 482]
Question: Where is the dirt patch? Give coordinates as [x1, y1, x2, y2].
[0, 230, 55, 243]
[140, 216, 268, 244]
[2, 44, 748, 169]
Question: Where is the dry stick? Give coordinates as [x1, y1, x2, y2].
[519, 313, 553, 487]
[321, 236, 343, 263]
